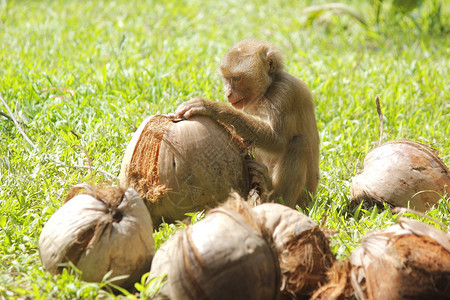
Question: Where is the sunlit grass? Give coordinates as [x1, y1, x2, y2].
[0, 0, 449, 298]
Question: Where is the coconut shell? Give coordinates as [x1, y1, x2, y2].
[352, 140, 450, 211]
[147, 201, 280, 300]
[350, 217, 450, 300]
[311, 217, 450, 300]
[145, 236, 173, 299]
[120, 115, 250, 227]
[252, 203, 335, 298]
[39, 185, 154, 289]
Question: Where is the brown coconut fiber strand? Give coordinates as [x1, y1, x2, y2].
[63, 185, 128, 269]
[312, 223, 450, 300]
[218, 193, 263, 233]
[128, 115, 171, 204]
[65, 184, 126, 207]
[310, 261, 354, 300]
[224, 198, 335, 299]
[363, 234, 450, 300]
[280, 227, 336, 299]
[217, 120, 250, 155]
[61, 226, 96, 272]
[217, 121, 269, 202]
[176, 226, 210, 300]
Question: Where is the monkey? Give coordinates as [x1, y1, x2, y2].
[175, 39, 319, 208]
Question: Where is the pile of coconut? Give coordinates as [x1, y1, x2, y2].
[39, 114, 262, 289]
[147, 193, 336, 299]
[38, 113, 450, 297]
[39, 115, 336, 295]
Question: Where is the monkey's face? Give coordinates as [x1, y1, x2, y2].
[221, 75, 247, 109]
[221, 74, 272, 110]
[220, 56, 271, 110]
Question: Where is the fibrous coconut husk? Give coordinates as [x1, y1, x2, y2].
[352, 139, 450, 212]
[144, 233, 173, 299]
[147, 194, 280, 300]
[252, 203, 335, 299]
[147, 194, 335, 300]
[309, 260, 354, 300]
[119, 115, 251, 227]
[39, 185, 154, 289]
[311, 217, 450, 300]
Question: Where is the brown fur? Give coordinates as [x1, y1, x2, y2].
[176, 39, 319, 208]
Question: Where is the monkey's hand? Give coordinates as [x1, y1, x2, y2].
[247, 159, 273, 205]
[175, 97, 220, 119]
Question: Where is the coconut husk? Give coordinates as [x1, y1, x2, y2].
[122, 115, 171, 204]
[311, 217, 450, 300]
[352, 139, 450, 211]
[120, 115, 251, 227]
[147, 195, 280, 300]
[145, 234, 173, 299]
[351, 217, 450, 300]
[309, 260, 354, 300]
[252, 203, 336, 299]
[39, 185, 154, 289]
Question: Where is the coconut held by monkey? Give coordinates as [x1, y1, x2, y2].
[147, 195, 335, 300]
[119, 114, 260, 227]
[352, 139, 450, 211]
[39, 185, 154, 289]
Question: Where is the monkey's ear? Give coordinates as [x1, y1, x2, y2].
[265, 50, 279, 74]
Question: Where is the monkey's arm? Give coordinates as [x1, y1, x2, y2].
[175, 97, 287, 152]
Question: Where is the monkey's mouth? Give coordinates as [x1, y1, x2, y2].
[230, 98, 245, 109]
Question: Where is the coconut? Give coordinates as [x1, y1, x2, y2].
[352, 139, 450, 211]
[252, 203, 335, 298]
[147, 197, 280, 300]
[119, 114, 250, 227]
[309, 260, 354, 300]
[144, 234, 173, 299]
[311, 217, 450, 300]
[147, 195, 336, 300]
[39, 185, 154, 289]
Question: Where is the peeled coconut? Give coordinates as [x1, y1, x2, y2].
[119, 115, 250, 227]
[311, 217, 450, 300]
[252, 203, 335, 298]
[352, 140, 450, 211]
[39, 185, 154, 289]
[147, 197, 280, 300]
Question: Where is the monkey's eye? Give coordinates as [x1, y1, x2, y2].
[232, 76, 241, 82]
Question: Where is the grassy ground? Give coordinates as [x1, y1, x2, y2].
[0, 0, 449, 298]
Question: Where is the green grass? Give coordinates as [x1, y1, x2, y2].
[1, 0, 449, 298]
